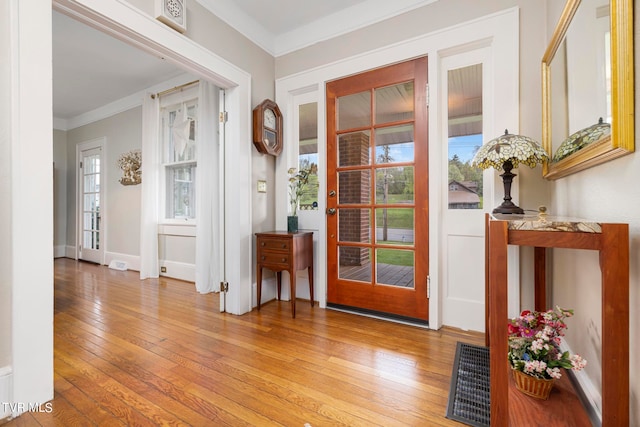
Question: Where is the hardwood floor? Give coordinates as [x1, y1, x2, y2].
[2, 258, 484, 426]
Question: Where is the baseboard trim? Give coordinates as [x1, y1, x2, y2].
[104, 252, 140, 271]
[53, 245, 66, 258]
[0, 366, 12, 420]
[64, 245, 76, 259]
[560, 341, 601, 425]
[159, 260, 195, 282]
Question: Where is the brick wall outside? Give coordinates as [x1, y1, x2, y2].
[338, 132, 370, 266]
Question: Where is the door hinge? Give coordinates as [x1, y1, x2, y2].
[220, 281, 229, 292]
[219, 111, 228, 123]
[427, 275, 431, 299]
[425, 83, 430, 108]
[79, 161, 83, 169]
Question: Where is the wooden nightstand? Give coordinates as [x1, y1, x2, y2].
[255, 231, 314, 318]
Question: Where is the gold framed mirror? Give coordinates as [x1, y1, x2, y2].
[542, 0, 634, 179]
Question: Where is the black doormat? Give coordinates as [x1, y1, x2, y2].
[445, 342, 490, 427]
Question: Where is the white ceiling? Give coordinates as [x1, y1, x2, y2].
[52, 0, 438, 125]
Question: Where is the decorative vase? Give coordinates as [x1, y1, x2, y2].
[512, 369, 555, 400]
[287, 215, 298, 233]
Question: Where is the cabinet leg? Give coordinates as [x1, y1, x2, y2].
[308, 265, 314, 307]
[256, 267, 262, 310]
[276, 271, 282, 300]
[290, 269, 296, 318]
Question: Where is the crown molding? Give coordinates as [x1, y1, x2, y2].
[54, 73, 195, 131]
[195, 0, 438, 57]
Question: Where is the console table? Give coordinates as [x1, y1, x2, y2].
[485, 214, 629, 426]
[255, 231, 314, 318]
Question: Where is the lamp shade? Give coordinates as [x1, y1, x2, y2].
[472, 130, 548, 215]
[472, 129, 549, 170]
[552, 118, 610, 162]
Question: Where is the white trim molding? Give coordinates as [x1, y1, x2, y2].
[53, 0, 253, 315]
[276, 7, 520, 329]
[0, 366, 12, 420]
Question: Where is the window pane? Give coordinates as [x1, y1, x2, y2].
[375, 82, 414, 124]
[166, 101, 197, 163]
[338, 247, 371, 282]
[337, 91, 370, 130]
[83, 231, 99, 250]
[376, 248, 414, 288]
[166, 164, 196, 219]
[375, 166, 414, 204]
[375, 208, 414, 245]
[375, 125, 414, 163]
[338, 131, 371, 167]
[161, 94, 199, 221]
[338, 208, 370, 243]
[338, 170, 371, 204]
[447, 64, 483, 209]
[299, 102, 318, 211]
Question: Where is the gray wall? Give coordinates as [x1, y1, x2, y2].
[53, 129, 67, 253]
[66, 107, 143, 258]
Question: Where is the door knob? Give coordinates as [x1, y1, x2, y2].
[326, 208, 336, 215]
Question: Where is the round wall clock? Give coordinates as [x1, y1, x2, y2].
[252, 99, 283, 156]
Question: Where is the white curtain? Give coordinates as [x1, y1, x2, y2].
[195, 81, 221, 293]
[140, 94, 160, 279]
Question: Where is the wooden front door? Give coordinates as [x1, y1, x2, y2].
[326, 57, 429, 322]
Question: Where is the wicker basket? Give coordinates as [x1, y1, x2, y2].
[512, 369, 556, 400]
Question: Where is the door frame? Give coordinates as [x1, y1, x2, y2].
[276, 7, 520, 328]
[54, 0, 253, 315]
[76, 137, 106, 264]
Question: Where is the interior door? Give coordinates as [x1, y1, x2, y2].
[79, 146, 103, 264]
[326, 57, 429, 322]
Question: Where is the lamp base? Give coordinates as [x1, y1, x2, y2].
[492, 202, 524, 215]
[493, 159, 524, 215]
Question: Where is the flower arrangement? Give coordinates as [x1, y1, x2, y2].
[288, 163, 317, 216]
[117, 149, 142, 185]
[508, 306, 587, 380]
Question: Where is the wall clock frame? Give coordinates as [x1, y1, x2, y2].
[252, 99, 283, 157]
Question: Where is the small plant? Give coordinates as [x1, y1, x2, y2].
[508, 306, 587, 380]
[288, 164, 316, 216]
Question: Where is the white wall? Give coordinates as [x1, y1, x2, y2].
[0, 0, 12, 372]
[3, 0, 55, 415]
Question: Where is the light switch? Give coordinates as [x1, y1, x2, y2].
[257, 180, 267, 193]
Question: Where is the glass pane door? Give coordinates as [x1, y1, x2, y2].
[80, 147, 102, 264]
[326, 57, 429, 321]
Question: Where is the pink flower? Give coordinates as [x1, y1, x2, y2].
[546, 367, 562, 379]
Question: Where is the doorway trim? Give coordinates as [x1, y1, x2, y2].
[53, 0, 253, 316]
[276, 7, 520, 328]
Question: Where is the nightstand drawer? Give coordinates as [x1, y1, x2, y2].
[258, 238, 290, 252]
[258, 252, 290, 266]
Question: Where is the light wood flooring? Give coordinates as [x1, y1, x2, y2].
[1, 258, 484, 426]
